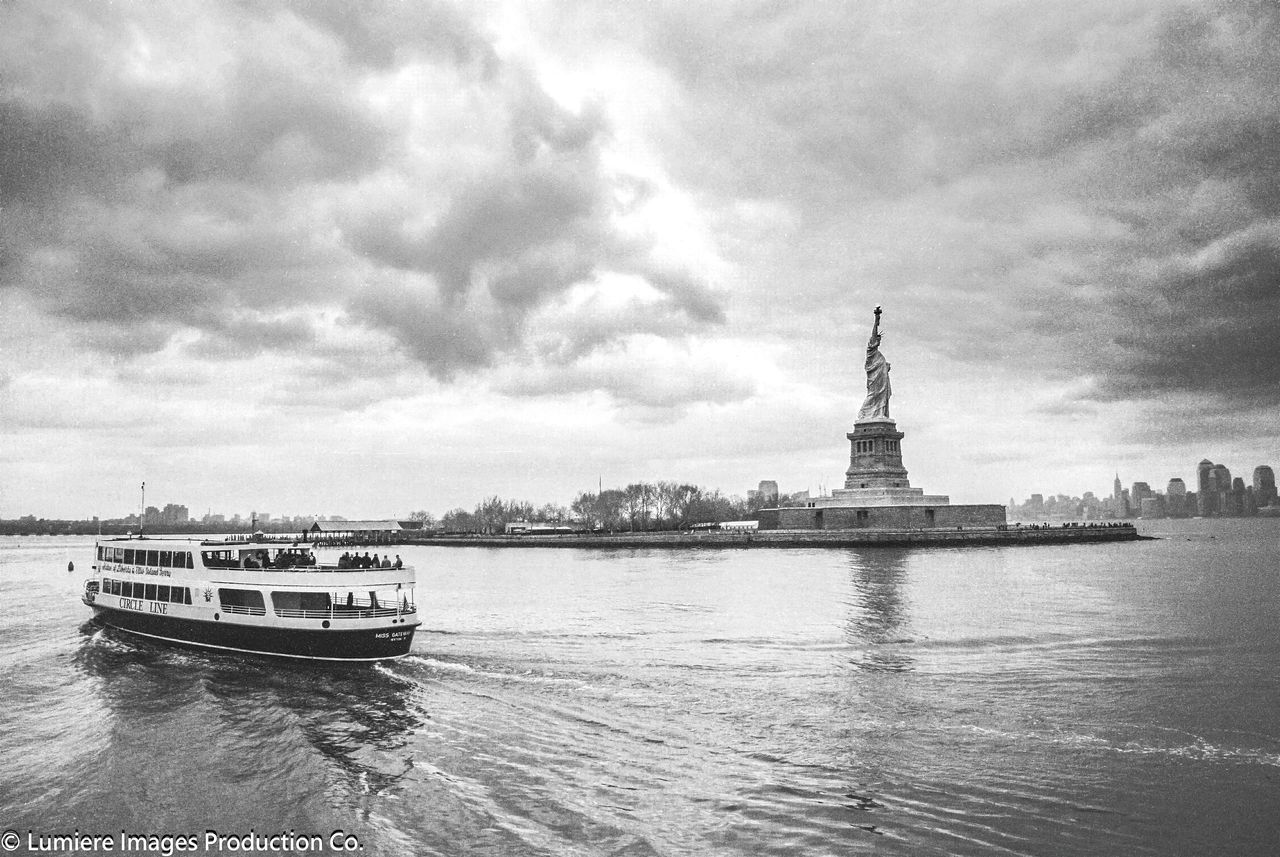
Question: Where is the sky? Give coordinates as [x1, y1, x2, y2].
[2, 0, 1278, 520]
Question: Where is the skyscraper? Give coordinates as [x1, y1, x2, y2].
[1254, 465, 1277, 508]
[1212, 465, 1232, 515]
[1130, 482, 1153, 513]
[1166, 478, 1187, 517]
[1229, 477, 1246, 516]
[1197, 459, 1215, 516]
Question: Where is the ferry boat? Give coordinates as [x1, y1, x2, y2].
[81, 536, 419, 661]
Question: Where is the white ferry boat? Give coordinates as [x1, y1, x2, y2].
[81, 536, 418, 661]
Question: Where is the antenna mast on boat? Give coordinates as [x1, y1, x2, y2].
[139, 481, 146, 537]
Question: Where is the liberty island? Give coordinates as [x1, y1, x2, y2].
[408, 306, 1139, 547]
[758, 305, 1008, 531]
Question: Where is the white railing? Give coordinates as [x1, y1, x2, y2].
[273, 605, 415, 620]
[219, 604, 266, 616]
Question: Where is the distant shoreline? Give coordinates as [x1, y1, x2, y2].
[399, 525, 1145, 549]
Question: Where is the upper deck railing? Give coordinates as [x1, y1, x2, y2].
[273, 605, 417, 620]
[198, 560, 411, 573]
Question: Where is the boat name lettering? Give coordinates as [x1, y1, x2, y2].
[98, 562, 170, 576]
[119, 598, 145, 611]
[149, 602, 168, 615]
[374, 630, 412, 639]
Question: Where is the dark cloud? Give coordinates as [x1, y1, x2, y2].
[288, 0, 500, 74]
[568, 1, 1280, 411]
[340, 59, 725, 379]
[347, 157, 605, 295]
[0, 1, 727, 404]
[0, 101, 126, 205]
[0, 2, 391, 354]
[348, 282, 498, 379]
[1096, 226, 1280, 404]
[185, 313, 318, 359]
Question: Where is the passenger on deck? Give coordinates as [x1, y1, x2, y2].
[393, 555, 402, 569]
[362, 552, 373, 568]
[243, 554, 259, 569]
[381, 557, 391, 568]
[372, 554, 380, 568]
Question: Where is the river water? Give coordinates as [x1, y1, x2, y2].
[1, 519, 1277, 856]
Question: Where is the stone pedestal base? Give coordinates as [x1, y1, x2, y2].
[845, 419, 910, 490]
[823, 487, 951, 507]
[759, 503, 1006, 530]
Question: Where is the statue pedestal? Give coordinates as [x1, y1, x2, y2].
[844, 419, 908, 490]
[833, 418, 951, 506]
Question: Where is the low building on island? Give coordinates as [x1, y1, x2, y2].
[758, 306, 1006, 531]
[307, 519, 424, 542]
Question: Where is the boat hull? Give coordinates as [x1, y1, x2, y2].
[89, 603, 417, 662]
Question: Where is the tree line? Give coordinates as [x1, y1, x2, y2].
[408, 482, 805, 534]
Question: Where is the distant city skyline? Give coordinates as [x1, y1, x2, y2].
[1011, 457, 1279, 520]
[4, 3, 1278, 519]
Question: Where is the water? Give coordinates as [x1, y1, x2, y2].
[2, 519, 1278, 856]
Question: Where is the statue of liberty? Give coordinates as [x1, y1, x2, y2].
[857, 305, 891, 421]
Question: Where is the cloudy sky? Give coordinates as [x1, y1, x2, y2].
[3, 0, 1277, 520]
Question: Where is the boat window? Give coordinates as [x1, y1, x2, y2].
[179, 551, 193, 568]
[124, 549, 135, 564]
[158, 585, 170, 602]
[218, 588, 266, 615]
[271, 591, 332, 613]
[202, 550, 236, 568]
[159, 550, 171, 568]
[168, 587, 187, 604]
[144, 583, 157, 600]
[146, 550, 159, 566]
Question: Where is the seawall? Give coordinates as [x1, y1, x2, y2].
[402, 525, 1144, 549]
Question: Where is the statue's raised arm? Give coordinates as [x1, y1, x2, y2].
[856, 306, 891, 421]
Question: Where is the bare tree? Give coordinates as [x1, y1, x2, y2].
[653, 481, 680, 530]
[671, 484, 702, 529]
[623, 483, 653, 531]
[441, 508, 475, 532]
[406, 510, 437, 527]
